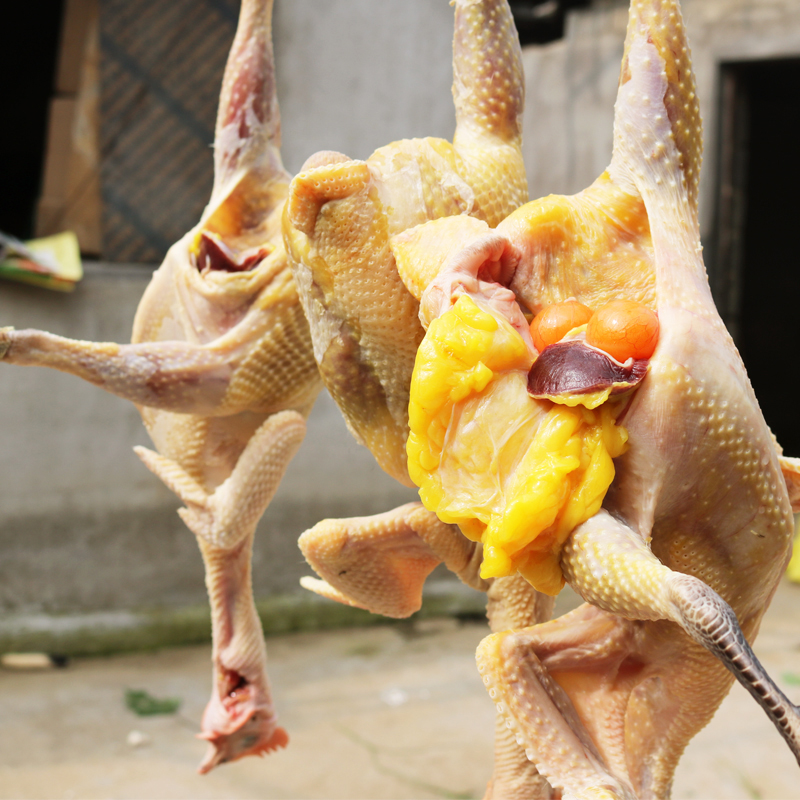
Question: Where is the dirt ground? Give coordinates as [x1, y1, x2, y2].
[0, 581, 798, 800]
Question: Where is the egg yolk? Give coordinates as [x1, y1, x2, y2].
[529, 300, 593, 352]
[586, 299, 659, 362]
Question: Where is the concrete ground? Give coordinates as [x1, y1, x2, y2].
[0, 582, 798, 800]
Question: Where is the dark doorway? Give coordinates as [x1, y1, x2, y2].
[0, 1, 65, 240]
[712, 59, 800, 456]
[510, 1, 591, 46]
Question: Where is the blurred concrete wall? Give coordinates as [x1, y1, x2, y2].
[273, 0, 456, 174]
[5, 0, 800, 620]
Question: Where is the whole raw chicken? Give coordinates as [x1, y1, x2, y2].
[289, 0, 800, 797]
[393, 0, 800, 797]
[282, 2, 571, 795]
[1, 0, 321, 772]
[283, 2, 564, 794]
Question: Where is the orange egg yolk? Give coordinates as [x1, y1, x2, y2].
[529, 300, 593, 352]
[585, 299, 659, 362]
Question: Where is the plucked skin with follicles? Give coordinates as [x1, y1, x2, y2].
[2, 0, 798, 793]
[1, 0, 321, 773]
[284, 0, 533, 619]
[284, 2, 563, 795]
[294, 0, 800, 798]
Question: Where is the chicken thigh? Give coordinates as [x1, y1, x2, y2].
[0, 0, 320, 772]
[397, 0, 800, 796]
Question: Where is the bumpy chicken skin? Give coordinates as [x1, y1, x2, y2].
[1, 0, 320, 772]
[289, 2, 563, 795]
[282, 0, 528, 485]
[397, 0, 800, 797]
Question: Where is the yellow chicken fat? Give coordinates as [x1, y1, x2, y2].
[407, 295, 629, 595]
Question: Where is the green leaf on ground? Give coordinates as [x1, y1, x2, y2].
[782, 672, 800, 686]
[125, 688, 181, 716]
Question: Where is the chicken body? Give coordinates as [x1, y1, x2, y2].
[394, 0, 800, 796]
[287, 0, 531, 617]
[285, 2, 566, 795]
[1, 0, 321, 772]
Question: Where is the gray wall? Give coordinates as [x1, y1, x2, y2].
[4, 0, 800, 618]
[273, 0, 457, 173]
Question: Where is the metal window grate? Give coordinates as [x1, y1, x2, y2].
[99, 0, 238, 263]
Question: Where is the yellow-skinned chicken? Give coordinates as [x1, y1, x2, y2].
[287, 0, 533, 620]
[286, 2, 563, 794]
[392, 0, 800, 796]
[1, 0, 320, 772]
